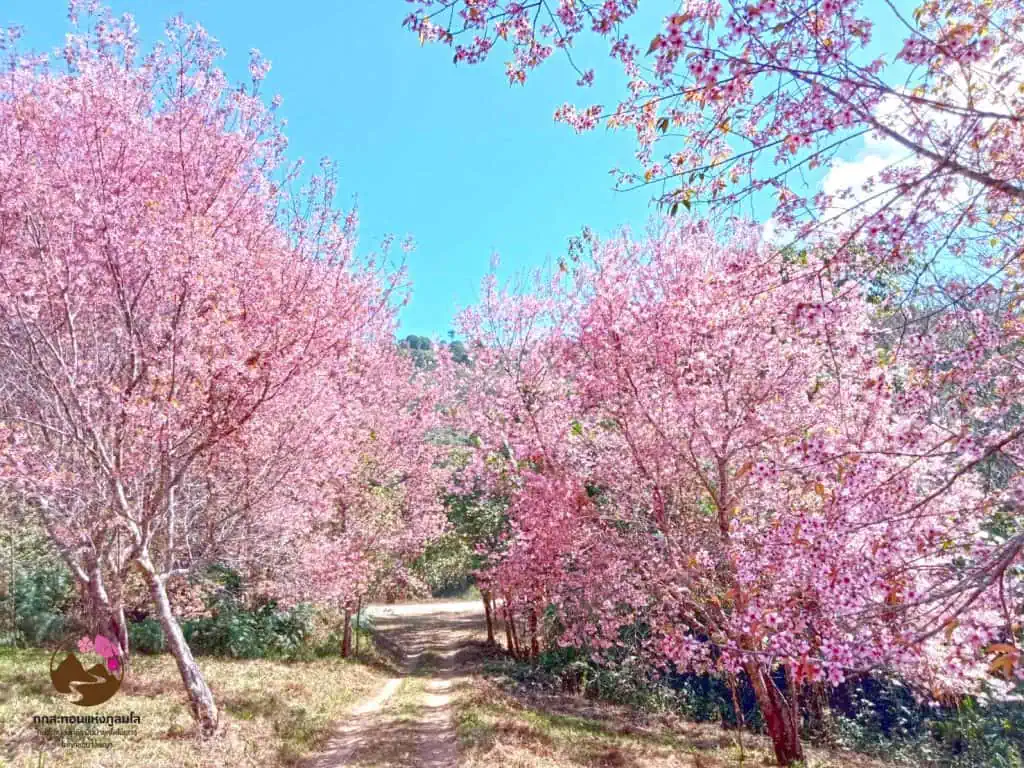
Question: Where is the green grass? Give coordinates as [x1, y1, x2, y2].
[0, 645, 390, 768]
[388, 677, 428, 722]
[452, 676, 893, 768]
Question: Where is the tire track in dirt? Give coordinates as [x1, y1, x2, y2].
[301, 601, 488, 768]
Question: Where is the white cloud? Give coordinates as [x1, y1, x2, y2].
[821, 54, 1023, 219]
[822, 120, 906, 202]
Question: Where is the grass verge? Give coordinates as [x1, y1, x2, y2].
[0, 646, 390, 768]
[452, 671, 894, 768]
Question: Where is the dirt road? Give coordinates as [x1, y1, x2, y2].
[302, 601, 488, 768]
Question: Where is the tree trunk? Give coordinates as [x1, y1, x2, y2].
[354, 597, 362, 656]
[785, 664, 802, 743]
[86, 568, 129, 660]
[503, 607, 514, 654]
[508, 606, 522, 658]
[482, 590, 495, 645]
[745, 662, 804, 766]
[813, 681, 833, 738]
[341, 608, 352, 658]
[727, 672, 745, 763]
[111, 601, 129, 661]
[501, 594, 515, 656]
[529, 605, 540, 658]
[142, 565, 218, 738]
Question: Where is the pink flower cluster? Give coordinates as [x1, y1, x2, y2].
[78, 635, 120, 672]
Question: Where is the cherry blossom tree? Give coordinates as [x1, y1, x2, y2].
[404, 0, 1022, 257]
[276, 340, 449, 619]
[448, 220, 1021, 765]
[0, 5, 445, 737]
[406, 0, 1024, 647]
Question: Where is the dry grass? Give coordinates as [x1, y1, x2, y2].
[453, 675, 894, 768]
[0, 646, 391, 768]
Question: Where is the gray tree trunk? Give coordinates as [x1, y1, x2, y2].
[142, 565, 219, 737]
[85, 567, 129, 659]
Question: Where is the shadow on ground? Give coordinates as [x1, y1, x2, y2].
[300, 601, 490, 768]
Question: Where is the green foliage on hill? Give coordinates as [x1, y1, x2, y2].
[413, 489, 507, 597]
[399, 333, 471, 370]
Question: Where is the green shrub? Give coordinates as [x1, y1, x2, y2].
[413, 532, 476, 597]
[0, 524, 76, 647]
[180, 601, 314, 660]
[127, 617, 166, 654]
[507, 612, 1024, 767]
[829, 680, 1024, 767]
[928, 695, 1024, 768]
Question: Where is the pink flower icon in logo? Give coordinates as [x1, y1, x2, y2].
[78, 634, 120, 671]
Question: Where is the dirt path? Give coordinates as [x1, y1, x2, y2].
[301, 601, 488, 768]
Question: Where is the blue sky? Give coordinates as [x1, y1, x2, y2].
[5, 2, 913, 339]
